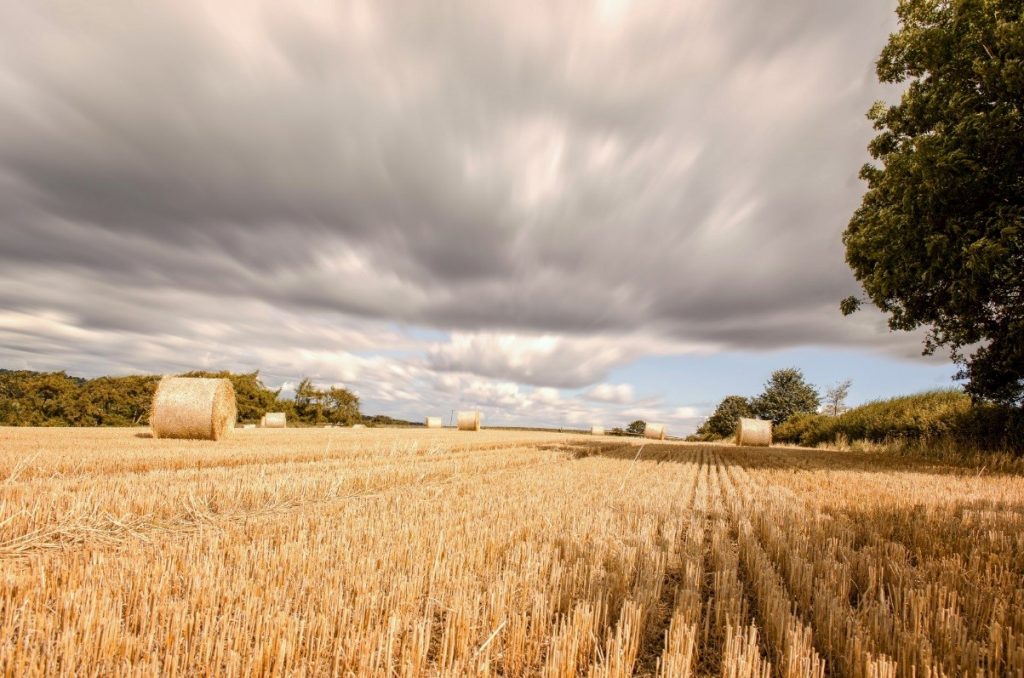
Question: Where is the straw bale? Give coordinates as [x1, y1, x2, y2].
[150, 377, 236, 441]
[736, 417, 772, 447]
[263, 412, 287, 428]
[457, 411, 482, 431]
[644, 423, 666, 440]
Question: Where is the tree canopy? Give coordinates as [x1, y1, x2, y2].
[626, 420, 646, 435]
[843, 0, 1024, 404]
[0, 369, 362, 427]
[294, 378, 361, 425]
[751, 368, 820, 425]
[695, 395, 753, 439]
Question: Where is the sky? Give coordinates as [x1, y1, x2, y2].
[0, 1, 959, 433]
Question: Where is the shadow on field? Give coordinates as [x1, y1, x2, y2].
[134, 432, 153, 439]
[570, 441, 988, 476]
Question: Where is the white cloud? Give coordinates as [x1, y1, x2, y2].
[669, 406, 701, 420]
[0, 0, 954, 434]
[583, 383, 635, 403]
[428, 332, 651, 388]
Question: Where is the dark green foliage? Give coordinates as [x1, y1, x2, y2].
[844, 0, 1024, 404]
[0, 371, 82, 426]
[694, 395, 753, 439]
[750, 368, 820, 425]
[325, 386, 361, 426]
[774, 389, 1023, 450]
[626, 420, 646, 435]
[294, 378, 324, 424]
[0, 369, 362, 427]
[774, 412, 833, 446]
[363, 414, 420, 427]
[73, 376, 161, 425]
[293, 378, 361, 426]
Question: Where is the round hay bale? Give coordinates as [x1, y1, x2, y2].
[425, 416, 443, 428]
[352, 423, 367, 429]
[457, 410, 481, 431]
[150, 377, 236, 441]
[263, 412, 287, 428]
[644, 423, 666, 440]
[242, 423, 256, 429]
[590, 426, 605, 436]
[736, 417, 772, 447]
[259, 414, 266, 427]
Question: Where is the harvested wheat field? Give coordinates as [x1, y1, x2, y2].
[1, 428, 1023, 677]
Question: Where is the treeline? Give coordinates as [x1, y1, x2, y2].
[774, 391, 1024, 451]
[688, 368, 1022, 452]
[689, 368, 821, 441]
[0, 369, 362, 427]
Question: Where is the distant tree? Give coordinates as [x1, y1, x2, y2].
[325, 386, 360, 425]
[294, 377, 325, 424]
[695, 395, 753, 439]
[74, 375, 160, 426]
[843, 0, 1024, 404]
[0, 368, 356, 428]
[751, 368, 821, 425]
[0, 371, 80, 426]
[626, 420, 646, 435]
[823, 379, 852, 417]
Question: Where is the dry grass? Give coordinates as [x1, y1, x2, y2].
[1, 427, 1023, 676]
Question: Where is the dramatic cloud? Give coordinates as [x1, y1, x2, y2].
[0, 0, 943, 430]
[427, 332, 690, 388]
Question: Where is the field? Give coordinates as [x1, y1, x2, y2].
[2, 428, 1023, 677]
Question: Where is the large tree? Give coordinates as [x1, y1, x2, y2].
[751, 368, 820, 425]
[626, 420, 647, 435]
[324, 386, 361, 426]
[695, 395, 753, 439]
[843, 0, 1023, 404]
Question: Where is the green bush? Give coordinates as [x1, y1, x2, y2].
[694, 395, 752, 439]
[775, 389, 1023, 451]
[773, 412, 834, 446]
[832, 390, 971, 442]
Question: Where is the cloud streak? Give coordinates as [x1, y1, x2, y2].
[0, 0, 940, 431]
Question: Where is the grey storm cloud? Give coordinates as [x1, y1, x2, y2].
[0, 0, 926, 394]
